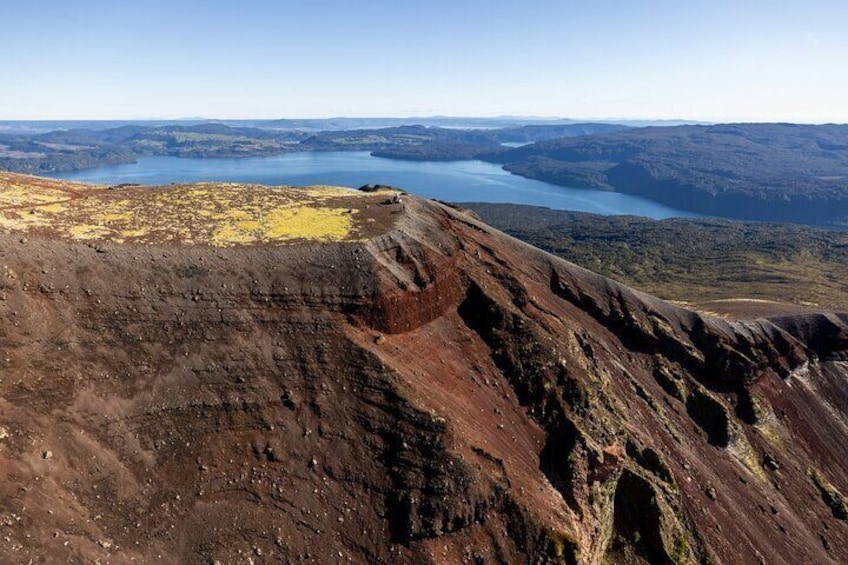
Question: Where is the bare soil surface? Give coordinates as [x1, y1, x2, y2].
[688, 298, 828, 319]
[1, 174, 847, 564]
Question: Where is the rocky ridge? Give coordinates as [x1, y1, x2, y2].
[0, 174, 846, 563]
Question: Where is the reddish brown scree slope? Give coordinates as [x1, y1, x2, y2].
[0, 175, 847, 564]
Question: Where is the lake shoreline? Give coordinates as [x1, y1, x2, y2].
[45, 151, 700, 220]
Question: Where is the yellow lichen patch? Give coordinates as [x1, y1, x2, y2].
[236, 220, 261, 231]
[68, 224, 111, 240]
[0, 172, 103, 209]
[306, 185, 396, 201]
[0, 184, 68, 207]
[211, 223, 260, 245]
[224, 209, 255, 222]
[120, 229, 150, 239]
[209, 205, 357, 246]
[92, 211, 133, 223]
[0, 176, 391, 246]
[0, 215, 22, 231]
[37, 202, 67, 214]
[0, 210, 54, 230]
[261, 206, 354, 242]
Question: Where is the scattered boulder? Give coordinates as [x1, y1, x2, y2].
[281, 389, 296, 409]
[763, 454, 780, 471]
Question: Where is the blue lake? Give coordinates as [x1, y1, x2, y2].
[49, 152, 699, 219]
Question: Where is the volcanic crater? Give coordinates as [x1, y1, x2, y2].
[0, 172, 847, 564]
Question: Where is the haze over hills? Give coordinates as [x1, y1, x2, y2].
[1, 173, 848, 564]
[0, 117, 708, 136]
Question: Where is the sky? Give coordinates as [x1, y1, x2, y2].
[2, 0, 847, 122]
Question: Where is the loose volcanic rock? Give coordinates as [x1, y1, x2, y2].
[0, 173, 846, 563]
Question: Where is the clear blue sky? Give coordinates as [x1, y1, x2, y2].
[2, 0, 847, 122]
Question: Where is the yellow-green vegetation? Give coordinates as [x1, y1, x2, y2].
[0, 182, 72, 207]
[809, 468, 848, 520]
[729, 431, 768, 484]
[0, 173, 393, 246]
[546, 528, 580, 564]
[469, 205, 848, 312]
[749, 394, 785, 449]
[671, 533, 692, 565]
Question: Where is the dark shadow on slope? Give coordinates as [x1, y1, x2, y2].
[607, 470, 672, 565]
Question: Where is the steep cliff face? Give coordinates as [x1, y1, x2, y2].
[0, 174, 847, 564]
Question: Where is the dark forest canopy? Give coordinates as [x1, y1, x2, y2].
[465, 202, 848, 312]
[485, 123, 848, 226]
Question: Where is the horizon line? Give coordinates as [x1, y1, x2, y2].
[1, 115, 846, 126]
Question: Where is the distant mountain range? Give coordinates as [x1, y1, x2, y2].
[0, 116, 705, 135]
